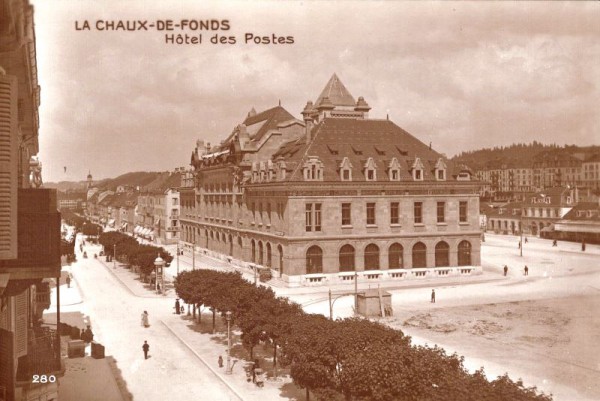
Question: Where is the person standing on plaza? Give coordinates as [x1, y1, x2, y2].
[524, 265, 529, 276]
[503, 265, 508, 276]
[66, 274, 71, 288]
[431, 289, 436, 303]
[218, 355, 223, 368]
[142, 341, 149, 359]
[175, 299, 181, 315]
[141, 311, 149, 327]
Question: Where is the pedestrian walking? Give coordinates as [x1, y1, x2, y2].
[218, 355, 223, 368]
[431, 289, 436, 303]
[84, 325, 94, 343]
[141, 311, 150, 328]
[518, 241, 521, 249]
[524, 265, 529, 276]
[66, 274, 71, 288]
[503, 265, 508, 276]
[142, 341, 149, 359]
[175, 299, 181, 315]
[552, 240, 557, 247]
[582, 240, 586, 252]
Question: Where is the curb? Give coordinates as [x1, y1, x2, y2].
[96, 257, 161, 299]
[160, 320, 245, 401]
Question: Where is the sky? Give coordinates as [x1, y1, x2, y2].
[31, 0, 600, 183]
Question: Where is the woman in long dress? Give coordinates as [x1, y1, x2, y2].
[141, 311, 149, 327]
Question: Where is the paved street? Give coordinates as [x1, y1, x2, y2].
[63, 231, 600, 401]
[69, 235, 241, 401]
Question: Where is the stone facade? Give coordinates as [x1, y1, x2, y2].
[181, 75, 482, 286]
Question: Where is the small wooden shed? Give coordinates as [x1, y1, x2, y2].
[357, 288, 393, 317]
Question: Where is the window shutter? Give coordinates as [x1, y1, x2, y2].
[0, 73, 18, 259]
[15, 290, 28, 357]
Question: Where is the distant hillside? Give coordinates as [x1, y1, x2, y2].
[451, 143, 600, 171]
[47, 171, 164, 192]
[93, 171, 163, 190]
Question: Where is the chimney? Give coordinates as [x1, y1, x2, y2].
[205, 142, 211, 154]
[238, 124, 250, 148]
[302, 101, 315, 142]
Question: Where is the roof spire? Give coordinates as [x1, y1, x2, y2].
[315, 73, 356, 107]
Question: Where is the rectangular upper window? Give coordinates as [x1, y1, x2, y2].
[306, 203, 322, 232]
[459, 201, 468, 222]
[390, 202, 399, 224]
[341, 203, 351, 226]
[414, 202, 423, 224]
[366, 202, 376, 225]
[437, 202, 445, 223]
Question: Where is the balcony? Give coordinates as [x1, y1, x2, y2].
[16, 327, 62, 383]
[0, 189, 61, 280]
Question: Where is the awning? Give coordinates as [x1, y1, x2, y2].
[121, 222, 128, 229]
[134, 226, 141, 234]
[100, 218, 106, 223]
[108, 219, 115, 227]
[541, 226, 554, 232]
[154, 217, 161, 225]
[143, 228, 151, 237]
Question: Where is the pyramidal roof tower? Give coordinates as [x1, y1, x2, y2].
[304, 74, 371, 125]
[315, 73, 356, 108]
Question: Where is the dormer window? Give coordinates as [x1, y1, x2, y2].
[277, 160, 287, 180]
[567, 196, 572, 204]
[434, 158, 447, 181]
[364, 157, 377, 181]
[251, 162, 259, 183]
[267, 160, 274, 181]
[340, 157, 353, 181]
[303, 156, 323, 181]
[388, 158, 401, 181]
[412, 158, 424, 181]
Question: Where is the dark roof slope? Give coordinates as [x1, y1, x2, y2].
[143, 172, 181, 193]
[273, 118, 467, 182]
[243, 106, 295, 142]
[562, 202, 600, 221]
[315, 74, 356, 107]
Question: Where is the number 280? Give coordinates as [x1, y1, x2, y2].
[32, 375, 56, 383]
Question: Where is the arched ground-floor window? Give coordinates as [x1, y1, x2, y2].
[364, 244, 380, 270]
[266, 243, 272, 267]
[458, 240, 471, 266]
[251, 240, 256, 263]
[435, 241, 450, 267]
[412, 242, 427, 268]
[278, 245, 284, 274]
[258, 241, 264, 265]
[339, 244, 355, 272]
[306, 246, 323, 274]
[388, 243, 404, 269]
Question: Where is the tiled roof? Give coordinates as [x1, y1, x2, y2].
[585, 153, 600, 163]
[485, 201, 523, 218]
[524, 187, 569, 206]
[144, 172, 181, 193]
[243, 106, 295, 142]
[562, 202, 600, 221]
[108, 192, 138, 209]
[315, 74, 356, 107]
[273, 118, 468, 182]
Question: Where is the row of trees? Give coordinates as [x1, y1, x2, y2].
[175, 270, 552, 401]
[98, 232, 173, 278]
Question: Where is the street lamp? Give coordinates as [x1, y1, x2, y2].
[113, 244, 116, 269]
[225, 310, 232, 374]
[176, 243, 180, 276]
[154, 254, 165, 294]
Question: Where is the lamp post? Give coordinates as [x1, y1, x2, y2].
[113, 244, 116, 269]
[354, 270, 358, 314]
[176, 243, 180, 276]
[226, 311, 232, 374]
[154, 254, 164, 294]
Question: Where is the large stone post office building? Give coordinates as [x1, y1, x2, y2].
[180, 75, 482, 286]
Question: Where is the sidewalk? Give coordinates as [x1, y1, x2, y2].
[161, 312, 304, 401]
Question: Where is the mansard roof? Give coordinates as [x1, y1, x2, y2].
[273, 118, 466, 182]
[242, 105, 295, 142]
[315, 73, 356, 107]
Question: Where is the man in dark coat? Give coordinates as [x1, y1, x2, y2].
[175, 299, 181, 315]
[524, 265, 529, 276]
[431, 289, 436, 303]
[503, 265, 508, 276]
[142, 341, 149, 359]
